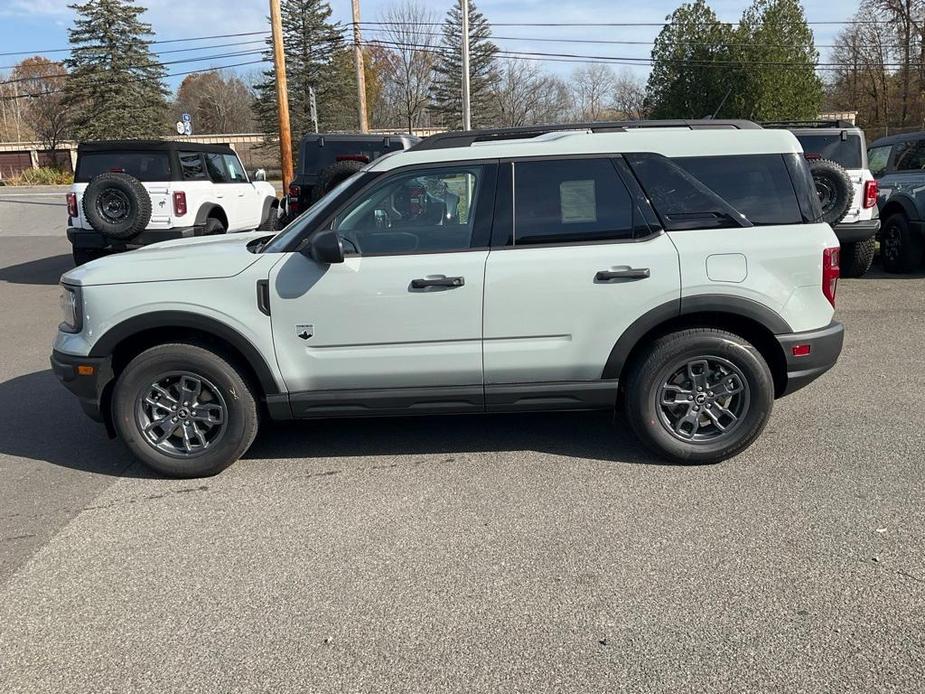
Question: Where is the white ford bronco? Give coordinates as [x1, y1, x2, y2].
[52, 120, 845, 477]
[67, 140, 280, 266]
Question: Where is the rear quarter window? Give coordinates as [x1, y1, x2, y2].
[75, 151, 171, 182]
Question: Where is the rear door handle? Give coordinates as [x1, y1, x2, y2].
[410, 275, 465, 290]
[595, 268, 650, 282]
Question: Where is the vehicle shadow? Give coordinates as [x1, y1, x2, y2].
[860, 266, 925, 280]
[0, 253, 72, 286]
[0, 370, 671, 476]
[0, 370, 156, 478]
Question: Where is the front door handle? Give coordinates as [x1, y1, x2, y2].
[410, 275, 465, 290]
[595, 267, 650, 282]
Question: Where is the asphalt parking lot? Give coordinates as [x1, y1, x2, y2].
[1, 187, 923, 692]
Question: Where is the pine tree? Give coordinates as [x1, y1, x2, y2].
[431, 0, 499, 129]
[64, 0, 168, 139]
[732, 0, 823, 120]
[253, 0, 356, 141]
[645, 0, 736, 119]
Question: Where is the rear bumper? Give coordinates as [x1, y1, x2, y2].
[833, 218, 880, 243]
[67, 225, 202, 250]
[776, 321, 844, 396]
[50, 350, 114, 423]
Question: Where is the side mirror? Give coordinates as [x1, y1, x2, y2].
[253, 168, 267, 181]
[305, 229, 344, 264]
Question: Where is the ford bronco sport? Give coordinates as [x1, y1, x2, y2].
[67, 140, 279, 265]
[52, 120, 844, 477]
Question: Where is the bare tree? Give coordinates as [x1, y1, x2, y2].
[8, 57, 69, 164]
[175, 70, 255, 134]
[569, 64, 617, 121]
[611, 70, 647, 120]
[490, 59, 572, 126]
[378, 0, 438, 133]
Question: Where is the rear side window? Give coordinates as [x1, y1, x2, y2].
[795, 134, 863, 169]
[75, 151, 171, 182]
[892, 140, 925, 171]
[513, 158, 635, 244]
[179, 151, 207, 180]
[674, 155, 803, 226]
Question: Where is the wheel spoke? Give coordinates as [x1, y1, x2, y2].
[178, 375, 202, 406]
[686, 360, 709, 391]
[192, 403, 224, 425]
[660, 384, 693, 406]
[152, 420, 180, 444]
[709, 374, 744, 398]
[191, 423, 208, 448]
[151, 384, 178, 405]
[673, 406, 701, 439]
[703, 407, 728, 432]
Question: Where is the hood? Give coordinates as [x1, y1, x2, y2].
[62, 232, 274, 287]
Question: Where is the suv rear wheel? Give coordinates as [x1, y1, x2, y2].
[111, 343, 259, 477]
[839, 237, 876, 278]
[881, 213, 924, 273]
[624, 329, 774, 464]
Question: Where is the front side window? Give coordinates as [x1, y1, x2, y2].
[892, 140, 925, 171]
[205, 152, 229, 183]
[223, 154, 248, 182]
[331, 166, 482, 255]
[513, 158, 635, 245]
[179, 151, 207, 180]
[867, 145, 891, 177]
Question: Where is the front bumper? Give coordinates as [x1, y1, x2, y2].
[67, 225, 202, 250]
[50, 350, 114, 424]
[776, 321, 844, 396]
[833, 218, 880, 244]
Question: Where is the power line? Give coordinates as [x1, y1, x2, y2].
[355, 19, 896, 28]
[0, 30, 268, 58]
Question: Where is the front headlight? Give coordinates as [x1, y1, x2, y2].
[59, 284, 82, 333]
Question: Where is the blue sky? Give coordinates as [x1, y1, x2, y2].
[0, 0, 852, 89]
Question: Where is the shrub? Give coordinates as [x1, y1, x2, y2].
[7, 167, 74, 186]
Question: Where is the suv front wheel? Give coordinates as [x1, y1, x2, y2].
[624, 329, 774, 464]
[111, 343, 259, 477]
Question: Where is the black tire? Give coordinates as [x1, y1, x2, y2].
[880, 213, 925, 273]
[623, 328, 774, 464]
[204, 217, 225, 235]
[839, 237, 876, 278]
[311, 160, 365, 203]
[257, 200, 280, 231]
[72, 248, 107, 266]
[111, 343, 259, 478]
[82, 172, 152, 240]
[808, 158, 853, 226]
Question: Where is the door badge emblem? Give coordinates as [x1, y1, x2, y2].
[296, 324, 314, 340]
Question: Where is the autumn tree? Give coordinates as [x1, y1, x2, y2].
[11, 57, 71, 166]
[175, 71, 255, 134]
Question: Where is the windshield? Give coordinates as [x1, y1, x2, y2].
[261, 170, 371, 253]
[796, 134, 863, 169]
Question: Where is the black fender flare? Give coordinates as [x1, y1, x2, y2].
[601, 295, 792, 380]
[194, 203, 228, 227]
[260, 196, 279, 224]
[89, 311, 281, 395]
[879, 194, 919, 223]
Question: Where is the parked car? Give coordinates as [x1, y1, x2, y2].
[67, 140, 280, 266]
[764, 120, 879, 277]
[52, 120, 844, 477]
[867, 131, 925, 273]
[282, 132, 420, 224]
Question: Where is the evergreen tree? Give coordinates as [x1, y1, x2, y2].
[64, 0, 168, 139]
[645, 0, 736, 119]
[431, 0, 499, 129]
[732, 0, 823, 120]
[253, 0, 356, 141]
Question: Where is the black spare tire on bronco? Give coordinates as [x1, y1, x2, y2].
[808, 158, 853, 226]
[311, 160, 365, 203]
[82, 172, 152, 240]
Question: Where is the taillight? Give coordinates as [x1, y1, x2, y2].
[173, 191, 187, 216]
[66, 192, 77, 218]
[863, 179, 878, 209]
[822, 246, 840, 307]
[288, 184, 301, 214]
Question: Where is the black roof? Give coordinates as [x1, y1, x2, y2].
[411, 120, 761, 151]
[762, 119, 859, 130]
[298, 132, 421, 147]
[870, 131, 925, 148]
[77, 139, 234, 154]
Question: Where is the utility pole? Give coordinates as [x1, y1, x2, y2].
[460, 0, 471, 131]
[352, 0, 369, 132]
[269, 0, 293, 192]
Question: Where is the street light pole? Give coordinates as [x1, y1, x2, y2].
[269, 0, 293, 193]
[460, 0, 471, 131]
[352, 0, 369, 132]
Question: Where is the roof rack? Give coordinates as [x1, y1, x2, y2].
[761, 119, 857, 130]
[410, 119, 762, 151]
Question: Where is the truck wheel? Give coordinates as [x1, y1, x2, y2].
[623, 329, 774, 465]
[82, 172, 152, 240]
[839, 237, 876, 278]
[881, 213, 924, 273]
[809, 158, 853, 226]
[111, 343, 259, 478]
[257, 200, 280, 231]
[311, 160, 365, 203]
[204, 217, 225, 235]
